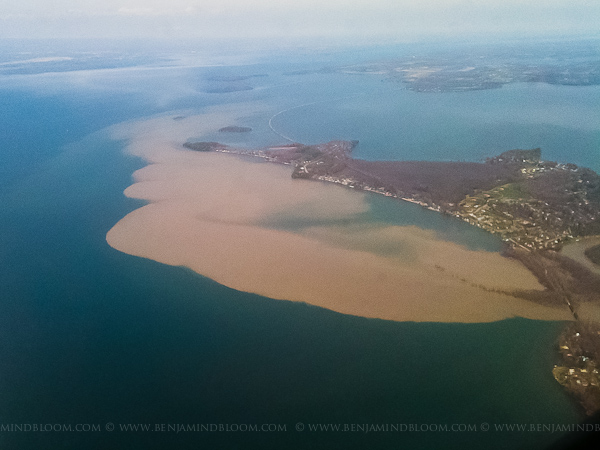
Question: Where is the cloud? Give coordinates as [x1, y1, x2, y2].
[117, 7, 161, 17]
[0, 1, 599, 40]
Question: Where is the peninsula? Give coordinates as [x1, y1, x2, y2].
[186, 140, 600, 250]
[184, 138, 600, 414]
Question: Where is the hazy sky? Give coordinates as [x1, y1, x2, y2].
[1, 0, 598, 41]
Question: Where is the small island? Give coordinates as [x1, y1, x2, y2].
[183, 138, 600, 414]
[218, 126, 252, 133]
[204, 85, 253, 94]
[207, 74, 268, 82]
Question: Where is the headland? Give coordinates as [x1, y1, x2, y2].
[184, 136, 600, 414]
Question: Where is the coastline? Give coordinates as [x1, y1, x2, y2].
[106, 113, 573, 324]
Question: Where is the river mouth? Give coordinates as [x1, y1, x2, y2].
[561, 237, 600, 276]
[106, 113, 572, 324]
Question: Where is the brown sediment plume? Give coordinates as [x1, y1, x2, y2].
[106, 114, 573, 324]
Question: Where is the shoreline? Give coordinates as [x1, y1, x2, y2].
[106, 114, 574, 324]
[560, 236, 600, 276]
[178, 128, 600, 414]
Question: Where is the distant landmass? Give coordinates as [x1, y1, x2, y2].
[203, 74, 267, 94]
[336, 59, 600, 92]
[327, 41, 600, 92]
[207, 74, 268, 82]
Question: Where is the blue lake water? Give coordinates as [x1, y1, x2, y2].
[269, 76, 600, 171]
[0, 45, 595, 449]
